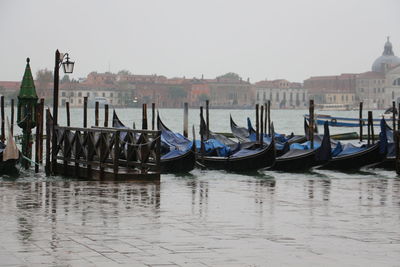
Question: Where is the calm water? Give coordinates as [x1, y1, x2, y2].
[0, 108, 399, 266]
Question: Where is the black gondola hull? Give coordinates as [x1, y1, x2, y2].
[160, 148, 196, 174]
[0, 159, 19, 175]
[321, 143, 383, 170]
[271, 149, 320, 172]
[200, 142, 275, 172]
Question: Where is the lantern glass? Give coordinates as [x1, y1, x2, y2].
[62, 60, 75, 74]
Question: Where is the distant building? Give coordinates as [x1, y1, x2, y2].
[304, 74, 356, 107]
[254, 79, 307, 109]
[355, 37, 400, 109]
[208, 73, 253, 108]
[355, 71, 385, 109]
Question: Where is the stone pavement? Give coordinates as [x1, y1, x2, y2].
[0, 171, 399, 266]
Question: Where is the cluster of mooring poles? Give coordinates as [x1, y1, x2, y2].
[3, 53, 400, 177]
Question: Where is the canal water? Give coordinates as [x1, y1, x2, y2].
[0, 108, 399, 266]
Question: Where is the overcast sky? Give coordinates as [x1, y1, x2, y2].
[0, 0, 399, 83]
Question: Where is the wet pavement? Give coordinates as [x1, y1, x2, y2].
[0, 169, 399, 266]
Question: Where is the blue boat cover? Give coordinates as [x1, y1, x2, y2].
[195, 139, 231, 157]
[379, 118, 390, 155]
[247, 118, 293, 146]
[336, 143, 366, 156]
[229, 147, 263, 158]
[161, 148, 191, 160]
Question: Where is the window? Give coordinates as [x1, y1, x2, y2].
[303, 93, 305, 101]
[110, 93, 113, 97]
[61, 92, 66, 97]
[102, 92, 105, 97]
[70, 98, 74, 104]
[256, 92, 259, 101]
[276, 92, 280, 101]
[78, 92, 82, 97]
[393, 78, 400, 86]
[79, 99, 82, 104]
[263, 92, 266, 100]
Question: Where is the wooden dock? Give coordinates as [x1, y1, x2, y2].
[48, 123, 161, 180]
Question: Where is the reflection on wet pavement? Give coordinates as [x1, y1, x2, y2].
[0, 170, 399, 266]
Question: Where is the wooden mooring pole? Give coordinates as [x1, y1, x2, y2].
[309, 99, 314, 149]
[267, 100, 271, 137]
[39, 99, 44, 164]
[1, 95, 4, 142]
[66, 102, 70, 127]
[369, 111, 374, 144]
[104, 104, 109, 127]
[183, 102, 188, 138]
[206, 100, 210, 139]
[255, 104, 259, 143]
[142, 103, 148, 129]
[398, 103, 400, 131]
[35, 102, 41, 173]
[260, 105, 264, 146]
[395, 131, 400, 174]
[200, 106, 205, 163]
[152, 103, 155, 130]
[392, 101, 396, 131]
[10, 99, 14, 135]
[45, 109, 51, 176]
[83, 97, 88, 128]
[264, 102, 268, 134]
[359, 102, 363, 142]
[95, 101, 99, 127]
[367, 111, 372, 145]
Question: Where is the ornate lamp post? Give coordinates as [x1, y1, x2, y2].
[17, 58, 38, 169]
[51, 50, 74, 174]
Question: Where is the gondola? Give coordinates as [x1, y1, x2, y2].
[230, 116, 303, 156]
[371, 119, 395, 169]
[0, 120, 19, 175]
[157, 115, 196, 173]
[319, 118, 387, 170]
[112, 111, 195, 173]
[198, 112, 275, 172]
[271, 121, 332, 172]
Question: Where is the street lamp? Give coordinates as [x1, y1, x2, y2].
[52, 49, 75, 174]
[53, 50, 75, 126]
[62, 53, 75, 74]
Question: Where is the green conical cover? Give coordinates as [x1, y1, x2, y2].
[18, 58, 38, 100]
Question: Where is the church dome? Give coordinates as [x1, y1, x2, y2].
[371, 37, 400, 73]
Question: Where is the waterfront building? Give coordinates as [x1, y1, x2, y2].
[355, 37, 400, 109]
[255, 79, 307, 109]
[208, 73, 253, 108]
[355, 71, 386, 109]
[304, 74, 356, 107]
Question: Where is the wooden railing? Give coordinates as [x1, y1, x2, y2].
[51, 125, 161, 179]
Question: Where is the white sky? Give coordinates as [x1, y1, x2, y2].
[0, 0, 399, 83]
